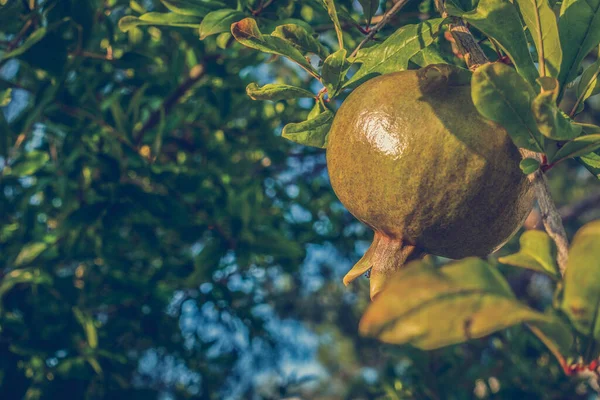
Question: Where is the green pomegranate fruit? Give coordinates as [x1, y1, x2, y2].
[326, 64, 534, 299]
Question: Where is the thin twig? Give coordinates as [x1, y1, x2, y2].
[134, 64, 205, 146]
[349, 0, 411, 58]
[436, 8, 570, 274]
[521, 150, 570, 274]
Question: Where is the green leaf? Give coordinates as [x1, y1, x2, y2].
[358, 0, 379, 25]
[231, 18, 319, 77]
[519, 158, 541, 174]
[199, 9, 245, 40]
[271, 24, 329, 59]
[527, 315, 576, 368]
[118, 13, 202, 32]
[1, 27, 47, 60]
[447, 0, 539, 85]
[0, 88, 11, 107]
[281, 109, 334, 148]
[321, 0, 344, 49]
[576, 54, 600, 105]
[245, 83, 314, 101]
[471, 63, 544, 152]
[216, 32, 232, 49]
[549, 133, 600, 164]
[579, 151, 600, 178]
[515, 0, 562, 78]
[410, 45, 450, 67]
[0, 112, 11, 158]
[8, 151, 50, 177]
[360, 258, 554, 349]
[322, 49, 348, 98]
[560, 220, 600, 339]
[344, 19, 444, 88]
[531, 77, 582, 140]
[14, 242, 48, 267]
[159, 0, 226, 16]
[0, 269, 52, 303]
[498, 230, 560, 279]
[558, 0, 600, 96]
[73, 308, 99, 349]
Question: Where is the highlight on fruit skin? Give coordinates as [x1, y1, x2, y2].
[326, 64, 535, 299]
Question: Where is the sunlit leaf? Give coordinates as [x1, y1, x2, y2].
[321, 0, 344, 49]
[579, 151, 600, 178]
[576, 53, 600, 105]
[1, 27, 47, 60]
[0, 268, 52, 304]
[0, 88, 11, 107]
[360, 258, 553, 349]
[281, 109, 334, 148]
[410, 45, 450, 67]
[515, 0, 562, 77]
[531, 77, 582, 140]
[558, 0, 600, 95]
[199, 9, 245, 40]
[245, 82, 314, 101]
[231, 18, 319, 77]
[159, 0, 226, 16]
[118, 13, 202, 32]
[550, 134, 600, 164]
[322, 49, 348, 98]
[560, 220, 600, 339]
[8, 151, 50, 177]
[344, 19, 444, 88]
[73, 308, 98, 349]
[498, 230, 560, 279]
[272, 24, 329, 59]
[14, 242, 48, 267]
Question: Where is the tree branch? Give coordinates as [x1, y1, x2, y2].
[349, 0, 411, 58]
[134, 64, 205, 146]
[437, 12, 571, 274]
[446, 19, 488, 70]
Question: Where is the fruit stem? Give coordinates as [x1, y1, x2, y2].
[343, 232, 425, 300]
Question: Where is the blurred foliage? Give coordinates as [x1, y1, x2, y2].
[0, 0, 600, 399]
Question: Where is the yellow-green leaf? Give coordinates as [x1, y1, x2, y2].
[231, 18, 319, 77]
[344, 19, 443, 88]
[560, 220, 600, 338]
[14, 242, 48, 266]
[515, 0, 562, 77]
[558, 0, 600, 96]
[282, 109, 334, 148]
[360, 258, 552, 349]
[498, 230, 560, 279]
[322, 49, 348, 98]
[199, 9, 245, 40]
[321, 0, 344, 49]
[246, 83, 314, 101]
[118, 13, 202, 32]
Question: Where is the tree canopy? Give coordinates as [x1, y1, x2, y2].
[1, 0, 600, 399]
